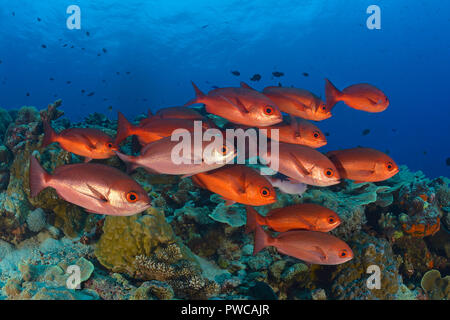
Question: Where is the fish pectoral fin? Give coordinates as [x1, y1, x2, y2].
[86, 183, 108, 202]
[219, 95, 249, 114]
[308, 246, 328, 262]
[295, 216, 315, 229]
[284, 96, 308, 111]
[355, 170, 375, 178]
[289, 153, 311, 176]
[79, 134, 97, 150]
[367, 97, 379, 105]
[289, 115, 300, 138]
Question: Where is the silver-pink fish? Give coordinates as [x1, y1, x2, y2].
[29, 156, 150, 216]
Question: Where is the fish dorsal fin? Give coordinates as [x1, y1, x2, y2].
[289, 152, 311, 176]
[86, 183, 108, 202]
[219, 95, 249, 114]
[240, 82, 255, 91]
[289, 115, 300, 138]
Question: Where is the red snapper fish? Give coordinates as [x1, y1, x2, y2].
[262, 86, 331, 121]
[186, 82, 283, 127]
[325, 79, 389, 112]
[262, 116, 327, 148]
[191, 165, 277, 206]
[42, 121, 118, 162]
[115, 134, 236, 177]
[246, 203, 341, 233]
[259, 142, 341, 186]
[253, 224, 353, 265]
[29, 156, 150, 215]
[326, 147, 399, 183]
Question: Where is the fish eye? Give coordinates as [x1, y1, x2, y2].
[260, 187, 271, 197]
[126, 191, 139, 203]
[327, 216, 336, 224]
[339, 249, 348, 258]
[264, 106, 274, 115]
[324, 168, 334, 177]
[220, 145, 228, 155]
[386, 161, 394, 171]
[313, 131, 320, 139]
[107, 143, 114, 148]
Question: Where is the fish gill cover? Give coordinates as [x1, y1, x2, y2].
[0, 0, 448, 302]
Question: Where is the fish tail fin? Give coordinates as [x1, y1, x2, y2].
[41, 119, 57, 148]
[325, 78, 342, 110]
[115, 151, 139, 173]
[185, 81, 205, 106]
[115, 112, 136, 144]
[245, 206, 265, 234]
[29, 156, 51, 197]
[253, 224, 271, 255]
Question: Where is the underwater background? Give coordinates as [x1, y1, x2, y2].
[0, 0, 449, 300]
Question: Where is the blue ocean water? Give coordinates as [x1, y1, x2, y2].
[0, 0, 449, 178]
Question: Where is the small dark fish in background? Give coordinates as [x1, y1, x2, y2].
[86, 31, 90, 36]
[211, 86, 219, 89]
[103, 98, 108, 101]
[81, 89, 85, 94]
[446, 157, 450, 166]
[70, 45, 74, 48]
[102, 48, 107, 53]
[12, 12, 15, 16]
[362, 129, 370, 136]
[66, 81, 71, 84]
[87, 92, 95, 97]
[0, 60, 2, 64]
[302, 72, 309, 77]
[385, 149, 390, 155]
[97, 53, 101, 56]
[116, 72, 120, 75]
[102, 80, 106, 83]
[201, 24, 208, 29]
[41, 44, 47, 48]
[126, 71, 131, 75]
[231, 70, 240, 76]
[250, 74, 261, 81]
[49, 77, 54, 81]
[392, 128, 397, 132]
[37, 17, 41, 22]
[54, 94, 58, 97]
[325, 132, 330, 137]
[272, 71, 284, 77]
[423, 151, 427, 155]
[63, 44, 68, 47]
[278, 82, 282, 87]
[81, 48, 85, 50]
[26, 92, 30, 97]
[108, 106, 113, 111]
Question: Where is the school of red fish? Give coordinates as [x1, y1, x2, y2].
[29, 79, 397, 266]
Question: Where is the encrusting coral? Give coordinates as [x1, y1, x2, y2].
[94, 208, 218, 299]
